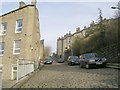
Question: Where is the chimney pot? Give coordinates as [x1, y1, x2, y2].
[31, 0, 36, 6]
[19, 1, 26, 8]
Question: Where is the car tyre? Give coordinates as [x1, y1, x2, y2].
[102, 63, 106, 68]
[68, 63, 69, 65]
[69, 62, 72, 66]
[79, 63, 83, 68]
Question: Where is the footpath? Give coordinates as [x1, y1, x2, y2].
[106, 63, 120, 69]
[2, 69, 39, 89]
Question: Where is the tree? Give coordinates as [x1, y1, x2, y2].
[44, 46, 51, 58]
[72, 36, 83, 56]
[64, 49, 71, 61]
[98, 8, 106, 47]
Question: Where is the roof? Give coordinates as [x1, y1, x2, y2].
[0, 4, 35, 17]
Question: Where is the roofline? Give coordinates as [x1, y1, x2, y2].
[0, 4, 35, 17]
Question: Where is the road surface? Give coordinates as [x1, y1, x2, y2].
[14, 61, 119, 88]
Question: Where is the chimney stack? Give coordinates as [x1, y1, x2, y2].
[19, 1, 26, 8]
[76, 27, 80, 32]
[31, 0, 36, 6]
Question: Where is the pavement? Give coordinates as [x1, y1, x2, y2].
[2, 69, 39, 89]
[2, 79, 17, 88]
[1, 62, 120, 89]
[1, 65, 44, 89]
[106, 63, 120, 69]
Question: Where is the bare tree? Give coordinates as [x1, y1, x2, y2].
[44, 46, 51, 58]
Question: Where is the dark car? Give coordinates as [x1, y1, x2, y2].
[57, 58, 64, 63]
[44, 58, 53, 64]
[67, 56, 79, 65]
[79, 53, 107, 69]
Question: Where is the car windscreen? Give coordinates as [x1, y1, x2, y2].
[59, 58, 63, 60]
[45, 59, 52, 61]
[70, 56, 78, 61]
[85, 53, 100, 59]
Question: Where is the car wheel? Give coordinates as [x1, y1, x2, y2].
[102, 64, 106, 68]
[85, 64, 90, 69]
[69, 62, 72, 66]
[79, 63, 83, 68]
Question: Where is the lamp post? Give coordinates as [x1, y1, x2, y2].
[111, 1, 120, 10]
[111, 7, 120, 10]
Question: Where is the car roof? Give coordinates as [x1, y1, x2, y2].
[69, 56, 78, 57]
[83, 53, 97, 55]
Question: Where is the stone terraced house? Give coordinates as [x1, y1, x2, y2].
[0, 0, 44, 80]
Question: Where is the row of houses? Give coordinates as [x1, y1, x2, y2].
[57, 18, 112, 59]
[0, 0, 44, 80]
[57, 27, 88, 58]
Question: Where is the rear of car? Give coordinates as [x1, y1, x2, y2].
[79, 53, 107, 68]
[67, 56, 79, 65]
[44, 58, 53, 64]
[57, 58, 64, 63]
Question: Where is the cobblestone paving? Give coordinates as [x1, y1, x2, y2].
[18, 61, 119, 88]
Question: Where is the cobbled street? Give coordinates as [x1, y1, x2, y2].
[16, 61, 119, 88]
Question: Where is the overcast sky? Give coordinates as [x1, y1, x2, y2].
[0, 0, 119, 53]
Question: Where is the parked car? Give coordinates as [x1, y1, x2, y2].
[57, 58, 64, 63]
[44, 58, 53, 64]
[79, 53, 107, 69]
[67, 56, 79, 65]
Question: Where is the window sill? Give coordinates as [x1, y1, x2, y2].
[15, 31, 22, 34]
[0, 55, 4, 57]
[13, 53, 20, 55]
[0, 34, 6, 36]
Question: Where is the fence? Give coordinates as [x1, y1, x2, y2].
[11, 58, 36, 80]
[34, 61, 39, 70]
[17, 59, 34, 80]
[0, 65, 2, 90]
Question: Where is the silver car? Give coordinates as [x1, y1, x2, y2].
[79, 53, 107, 69]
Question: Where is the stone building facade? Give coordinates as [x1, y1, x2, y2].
[57, 27, 88, 58]
[57, 37, 63, 58]
[40, 40, 44, 60]
[0, 0, 43, 79]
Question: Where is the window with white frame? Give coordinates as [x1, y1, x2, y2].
[1, 22, 7, 34]
[13, 40, 21, 54]
[15, 19, 23, 33]
[0, 42, 4, 56]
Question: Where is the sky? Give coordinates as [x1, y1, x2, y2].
[0, 0, 119, 54]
